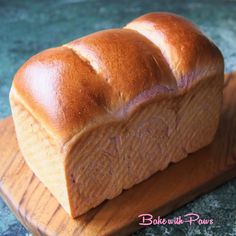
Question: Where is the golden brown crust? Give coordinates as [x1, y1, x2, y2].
[125, 12, 224, 89]
[10, 12, 224, 143]
[11, 47, 109, 141]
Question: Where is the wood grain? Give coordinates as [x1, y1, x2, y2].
[0, 72, 236, 236]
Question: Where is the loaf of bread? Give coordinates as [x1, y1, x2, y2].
[10, 12, 224, 218]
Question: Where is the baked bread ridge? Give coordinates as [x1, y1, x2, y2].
[10, 12, 223, 145]
[125, 12, 224, 88]
[9, 12, 224, 217]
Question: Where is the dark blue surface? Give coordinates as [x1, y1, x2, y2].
[0, 1, 235, 235]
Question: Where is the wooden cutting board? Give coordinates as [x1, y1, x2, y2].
[0, 72, 236, 236]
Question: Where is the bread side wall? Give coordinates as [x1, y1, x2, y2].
[10, 95, 71, 215]
[65, 75, 222, 217]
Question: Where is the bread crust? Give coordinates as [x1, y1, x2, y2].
[10, 12, 224, 145]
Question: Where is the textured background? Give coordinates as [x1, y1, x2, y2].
[0, 0, 235, 235]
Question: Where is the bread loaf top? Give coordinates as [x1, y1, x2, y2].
[10, 12, 224, 144]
